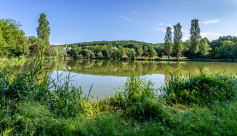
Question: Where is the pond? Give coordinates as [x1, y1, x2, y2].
[50, 59, 237, 98]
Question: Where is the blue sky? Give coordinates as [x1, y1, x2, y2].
[1, 0, 237, 45]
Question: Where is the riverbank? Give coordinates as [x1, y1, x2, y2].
[75, 56, 237, 63]
[1, 60, 237, 135]
[135, 57, 237, 62]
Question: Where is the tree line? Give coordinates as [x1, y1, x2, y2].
[0, 13, 66, 60]
[164, 19, 237, 59]
[1, 15, 236, 60]
[64, 19, 237, 60]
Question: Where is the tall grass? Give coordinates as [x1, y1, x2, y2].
[161, 64, 237, 106]
[1, 59, 237, 135]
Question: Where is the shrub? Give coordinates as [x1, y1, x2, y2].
[183, 50, 191, 58]
[158, 52, 164, 58]
[28, 44, 38, 55]
[161, 65, 237, 106]
[171, 51, 182, 58]
[141, 52, 149, 57]
[105, 74, 165, 120]
[44, 51, 51, 57]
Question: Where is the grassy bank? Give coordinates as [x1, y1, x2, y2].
[1, 60, 237, 135]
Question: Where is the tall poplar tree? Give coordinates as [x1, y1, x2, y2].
[164, 27, 172, 59]
[37, 13, 51, 50]
[173, 23, 183, 58]
[190, 19, 201, 58]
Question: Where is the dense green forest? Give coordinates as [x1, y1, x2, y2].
[55, 35, 237, 60]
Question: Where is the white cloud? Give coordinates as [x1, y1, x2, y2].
[155, 28, 166, 32]
[130, 11, 138, 13]
[155, 27, 174, 32]
[167, 24, 171, 26]
[159, 23, 163, 25]
[119, 35, 122, 36]
[121, 16, 130, 20]
[182, 29, 187, 32]
[182, 34, 190, 41]
[200, 32, 223, 37]
[200, 19, 220, 25]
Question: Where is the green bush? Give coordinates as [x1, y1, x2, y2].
[161, 65, 237, 106]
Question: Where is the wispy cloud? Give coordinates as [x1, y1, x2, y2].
[155, 28, 166, 32]
[119, 35, 122, 36]
[159, 23, 163, 25]
[201, 32, 223, 37]
[155, 27, 174, 32]
[200, 19, 220, 25]
[167, 24, 171, 26]
[121, 16, 130, 20]
[130, 10, 138, 13]
[182, 34, 190, 41]
[182, 29, 187, 32]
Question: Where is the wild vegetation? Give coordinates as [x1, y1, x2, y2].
[1, 12, 237, 135]
[0, 59, 237, 135]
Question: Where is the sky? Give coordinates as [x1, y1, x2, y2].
[1, 0, 237, 45]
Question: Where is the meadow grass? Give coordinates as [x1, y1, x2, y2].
[0, 59, 237, 135]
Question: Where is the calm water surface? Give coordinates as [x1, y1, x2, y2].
[50, 60, 237, 98]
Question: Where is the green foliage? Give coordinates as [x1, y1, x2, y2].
[148, 46, 157, 58]
[90, 51, 95, 59]
[199, 38, 211, 57]
[219, 41, 235, 59]
[85, 50, 91, 59]
[0, 19, 27, 57]
[101, 49, 109, 59]
[164, 27, 172, 58]
[130, 49, 136, 60]
[143, 46, 148, 52]
[116, 46, 126, 59]
[210, 47, 220, 59]
[183, 39, 191, 50]
[37, 13, 51, 50]
[109, 47, 118, 59]
[135, 45, 143, 57]
[97, 51, 104, 58]
[173, 23, 183, 58]
[1, 59, 237, 135]
[190, 19, 201, 58]
[161, 65, 237, 106]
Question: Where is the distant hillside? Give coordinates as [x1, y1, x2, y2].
[53, 40, 164, 48]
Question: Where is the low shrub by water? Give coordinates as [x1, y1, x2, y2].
[161, 65, 237, 106]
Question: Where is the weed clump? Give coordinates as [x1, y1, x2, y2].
[107, 75, 164, 120]
[161, 65, 237, 106]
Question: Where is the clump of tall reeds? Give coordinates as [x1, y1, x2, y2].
[105, 74, 164, 120]
[0, 58, 94, 135]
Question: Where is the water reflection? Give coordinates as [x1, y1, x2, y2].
[49, 60, 237, 98]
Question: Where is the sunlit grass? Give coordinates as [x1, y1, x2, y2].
[0, 59, 237, 135]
